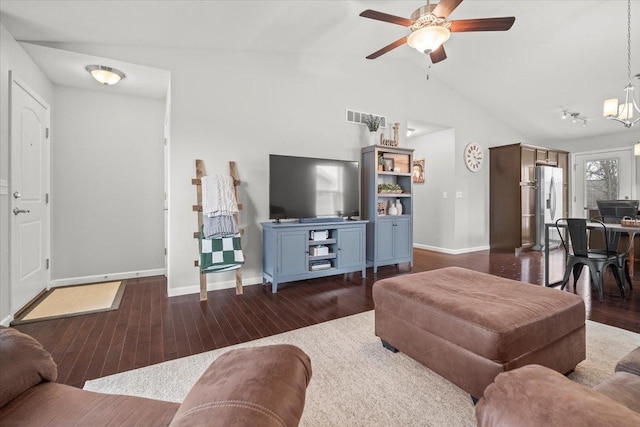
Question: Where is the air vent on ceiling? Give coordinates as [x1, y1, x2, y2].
[346, 109, 387, 128]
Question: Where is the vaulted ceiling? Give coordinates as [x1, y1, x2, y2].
[2, 0, 639, 142]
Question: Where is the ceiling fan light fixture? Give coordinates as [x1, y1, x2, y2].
[86, 65, 126, 85]
[407, 25, 450, 54]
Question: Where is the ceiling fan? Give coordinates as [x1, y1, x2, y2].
[359, 0, 515, 63]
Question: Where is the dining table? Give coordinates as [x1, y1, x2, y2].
[544, 220, 640, 287]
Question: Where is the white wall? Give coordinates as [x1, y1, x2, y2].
[408, 128, 456, 251]
[32, 42, 530, 296]
[51, 86, 165, 283]
[0, 23, 54, 324]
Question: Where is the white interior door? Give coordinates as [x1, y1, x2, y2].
[10, 73, 50, 314]
[573, 148, 634, 218]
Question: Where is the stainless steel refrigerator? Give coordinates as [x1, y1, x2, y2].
[533, 166, 564, 250]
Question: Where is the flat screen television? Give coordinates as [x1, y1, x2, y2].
[269, 154, 360, 220]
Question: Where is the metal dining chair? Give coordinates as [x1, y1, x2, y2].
[590, 216, 634, 293]
[556, 218, 623, 302]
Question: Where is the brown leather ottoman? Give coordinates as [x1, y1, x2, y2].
[373, 267, 586, 398]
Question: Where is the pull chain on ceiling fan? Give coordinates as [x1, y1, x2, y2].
[359, 0, 515, 64]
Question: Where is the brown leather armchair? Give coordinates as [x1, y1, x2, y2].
[476, 347, 640, 426]
[0, 326, 312, 426]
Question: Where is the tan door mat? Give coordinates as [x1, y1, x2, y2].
[12, 281, 125, 325]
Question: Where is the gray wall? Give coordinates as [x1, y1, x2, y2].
[0, 23, 54, 323]
[51, 86, 165, 282]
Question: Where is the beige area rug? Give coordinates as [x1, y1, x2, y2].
[84, 311, 640, 427]
[12, 281, 125, 325]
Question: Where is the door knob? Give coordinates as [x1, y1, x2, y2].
[13, 191, 21, 199]
[13, 208, 30, 215]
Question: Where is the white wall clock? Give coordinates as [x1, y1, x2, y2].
[464, 142, 484, 172]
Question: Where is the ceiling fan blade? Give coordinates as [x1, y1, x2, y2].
[449, 17, 516, 32]
[432, 0, 463, 19]
[430, 45, 447, 63]
[366, 36, 408, 59]
[359, 9, 414, 27]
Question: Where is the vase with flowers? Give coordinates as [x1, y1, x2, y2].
[364, 114, 382, 145]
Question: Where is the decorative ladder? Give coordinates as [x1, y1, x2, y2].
[192, 159, 243, 301]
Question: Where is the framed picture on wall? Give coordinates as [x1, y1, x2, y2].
[413, 158, 425, 183]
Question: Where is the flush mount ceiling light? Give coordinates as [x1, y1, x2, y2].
[602, 0, 639, 128]
[85, 65, 126, 85]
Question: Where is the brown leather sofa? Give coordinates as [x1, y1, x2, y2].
[476, 346, 640, 426]
[0, 326, 312, 426]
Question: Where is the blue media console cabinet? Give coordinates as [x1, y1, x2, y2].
[261, 220, 368, 293]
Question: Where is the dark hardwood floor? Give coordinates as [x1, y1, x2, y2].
[13, 248, 640, 388]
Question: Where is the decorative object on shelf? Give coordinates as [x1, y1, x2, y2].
[364, 114, 382, 132]
[364, 114, 382, 145]
[388, 201, 398, 216]
[384, 158, 394, 171]
[603, 0, 639, 128]
[413, 158, 425, 183]
[377, 202, 387, 215]
[395, 199, 403, 215]
[464, 142, 484, 172]
[378, 154, 385, 171]
[380, 133, 396, 147]
[561, 110, 587, 127]
[378, 183, 402, 193]
[392, 122, 400, 146]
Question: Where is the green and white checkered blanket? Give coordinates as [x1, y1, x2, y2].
[200, 232, 244, 273]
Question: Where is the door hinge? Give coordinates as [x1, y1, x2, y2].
[164, 248, 167, 255]
[45, 128, 49, 139]
[573, 163, 576, 171]
[45, 193, 49, 204]
[164, 138, 167, 146]
[45, 258, 50, 269]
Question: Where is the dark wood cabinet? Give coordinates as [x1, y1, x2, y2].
[490, 143, 569, 252]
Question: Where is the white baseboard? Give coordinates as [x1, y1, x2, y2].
[414, 243, 490, 255]
[1, 315, 14, 327]
[168, 275, 263, 297]
[50, 268, 166, 288]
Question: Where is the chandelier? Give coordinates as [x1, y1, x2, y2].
[603, 0, 639, 128]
